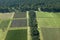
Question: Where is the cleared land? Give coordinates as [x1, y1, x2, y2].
[10, 19, 27, 27]
[14, 12, 26, 18]
[5, 30, 27, 40]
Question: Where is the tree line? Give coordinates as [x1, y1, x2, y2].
[29, 10, 40, 40]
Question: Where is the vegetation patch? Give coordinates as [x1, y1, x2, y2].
[29, 11, 40, 40]
[0, 20, 10, 30]
[5, 29, 27, 40]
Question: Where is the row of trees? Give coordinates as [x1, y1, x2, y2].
[29, 10, 40, 40]
[0, 0, 60, 12]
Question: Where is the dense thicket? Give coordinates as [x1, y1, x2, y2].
[0, 0, 60, 12]
[29, 10, 40, 40]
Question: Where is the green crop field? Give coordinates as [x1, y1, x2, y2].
[0, 12, 14, 40]
[5, 30, 27, 40]
[0, 11, 60, 40]
[0, 20, 10, 29]
[36, 11, 60, 18]
[36, 11, 60, 27]
[36, 11, 60, 40]
[0, 11, 28, 40]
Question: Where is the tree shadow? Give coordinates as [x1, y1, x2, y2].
[0, 9, 10, 13]
[40, 8, 60, 13]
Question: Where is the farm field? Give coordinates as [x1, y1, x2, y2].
[5, 30, 27, 40]
[0, 13, 14, 40]
[10, 19, 27, 27]
[0, 12, 14, 20]
[36, 11, 60, 40]
[36, 11, 60, 18]
[0, 20, 10, 29]
[0, 11, 28, 40]
[41, 28, 60, 40]
[14, 12, 27, 18]
[0, 10, 60, 40]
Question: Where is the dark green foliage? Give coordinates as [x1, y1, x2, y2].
[0, 0, 60, 12]
[29, 11, 40, 40]
[0, 0, 40, 12]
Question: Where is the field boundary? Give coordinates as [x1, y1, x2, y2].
[3, 13, 15, 40]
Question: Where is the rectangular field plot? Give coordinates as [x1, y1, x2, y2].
[14, 12, 26, 18]
[36, 11, 60, 18]
[0, 13, 14, 19]
[5, 30, 27, 40]
[10, 19, 27, 27]
[0, 20, 10, 29]
[41, 28, 60, 40]
[37, 18, 60, 28]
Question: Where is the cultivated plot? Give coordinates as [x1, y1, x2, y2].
[37, 18, 60, 28]
[36, 11, 60, 18]
[5, 30, 27, 40]
[0, 12, 14, 19]
[41, 28, 60, 40]
[36, 11, 60, 28]
[10, 19, 27, 27]
[14, 12, 26, 18]
[0, 20, 10, 29]
[36, 11, 60, 40]
[0, 30, 6, 40]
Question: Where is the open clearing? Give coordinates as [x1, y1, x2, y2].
[5, 30, 27, 40]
